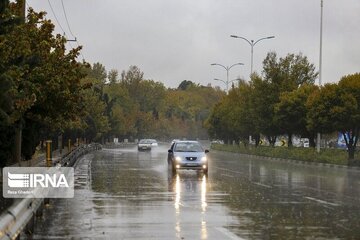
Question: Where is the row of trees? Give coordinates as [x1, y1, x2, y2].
[206, 52, 359, 162]
[80, 64, 224, 144]
[0, 1, 87, 165]
[0, 1, 224, 166]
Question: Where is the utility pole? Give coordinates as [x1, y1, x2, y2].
[317, 0, 323, 153]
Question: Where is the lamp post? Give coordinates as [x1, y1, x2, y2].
[213, 78, 240, 92]
[211, 63, 244, 92]
[230, 35, 274, 145]
[230, 35, 275, 76]
[317, 0, 324, 153]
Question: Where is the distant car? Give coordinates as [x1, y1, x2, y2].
[138, 139, 152, 151]
[167, 141, 209, 174]
[149, 139, 158, 147]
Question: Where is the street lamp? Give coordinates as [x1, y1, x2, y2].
[317, 0, 324, 153]
[230, 35, 274, 146]
[230, 35, 275, 76]
[213, 78, 240, 92]
[211, 63, 244, 92]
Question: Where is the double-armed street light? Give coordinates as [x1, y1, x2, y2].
[211, 63, 244, 92]
[213, 78, 240, 92]
[230, 35, 274, 145]
[230, 35, 275, 76]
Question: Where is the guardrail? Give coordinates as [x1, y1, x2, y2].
[0, 143, 102, 240]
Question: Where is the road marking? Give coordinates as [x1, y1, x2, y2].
[213, 166, 242, 174]
[215, 227, 246, 240]
[304, 197, 340, 207]
[253, 182, 272, 188]
[220, 173, 234, 178]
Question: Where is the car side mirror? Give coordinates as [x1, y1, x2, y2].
[205, 149, 209, 153]
[168, 149, 173, 153]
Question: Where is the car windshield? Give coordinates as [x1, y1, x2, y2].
[139, 139, 151, 144]
[174, 142, 203, 152]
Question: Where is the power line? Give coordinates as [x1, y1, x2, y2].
[59, 0, 85, 61]
[61, 0, 75, 38]
[46, 0, 85, 61]
[47, 0, 66, 35]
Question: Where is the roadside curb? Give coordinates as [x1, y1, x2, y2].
[212, 150, 360, 171]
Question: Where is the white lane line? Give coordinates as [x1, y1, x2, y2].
[213, 166, 243, 174]
[304, 196, 340, 207]
[215, 227, 246, 240]
[221, 173, 234, 178]
[253, 182, 272, 188]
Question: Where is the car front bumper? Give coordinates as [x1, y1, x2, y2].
[175, 162, 207, 170]
[138, 145, 151, 150]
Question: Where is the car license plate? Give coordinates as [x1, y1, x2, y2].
[187, 163, 198, 166]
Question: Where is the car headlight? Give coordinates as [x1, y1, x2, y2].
[201, 156, 207, 162]
[175, 156, 182, 162]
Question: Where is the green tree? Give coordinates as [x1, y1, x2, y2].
[249, 74, 280, 146]
[263, 52, 318, 92]
[338, 73, 360, 162]
[307, 73, 360, 163]
[120, 65, 144, 99]
[89, 62, 107, 84]
[0, 0, 17, 165]
[237, 81, 260, 145]
[103, 81, 137, 139]
[80, 75, 110, 142]
[274, 84, 318, 147]
[108, 69, 119, 84]
[206, 100, 231, 141]
[250, 52, 318, 146]
[1, 3, 86, 163]
[178, 80, 196, 90]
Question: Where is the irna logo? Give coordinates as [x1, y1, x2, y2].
[3, 167, 74, 198]
[7, 172, 69, 188]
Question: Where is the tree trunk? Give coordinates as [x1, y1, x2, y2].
[343, 131, 357, 163]
[309, 136, 316, 148]
[254, 134, 260, 147]
[267, 135, 277, 147]
[288, 133, 293, 147]
[348, 146, 355, 161]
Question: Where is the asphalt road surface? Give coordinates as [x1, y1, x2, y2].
[31, 143, 360, 239]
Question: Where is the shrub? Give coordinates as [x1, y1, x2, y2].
[210, 144, 358, 165]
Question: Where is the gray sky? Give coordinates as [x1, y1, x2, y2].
[27, 0, 360, 89]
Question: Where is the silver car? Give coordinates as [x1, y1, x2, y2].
[167, 141, 209, 174]
[138, 139, 152, 151]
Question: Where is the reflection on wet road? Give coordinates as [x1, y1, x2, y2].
[32, 144, 360, 239]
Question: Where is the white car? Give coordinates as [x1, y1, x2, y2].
[138, 139, 152, 151]
[149, 139, 158, 147]
[167, 141, 209, 174]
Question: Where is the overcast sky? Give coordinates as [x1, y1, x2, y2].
[27, 0, 360, 89]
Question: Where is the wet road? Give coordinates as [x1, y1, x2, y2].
[32, 144, 360, 239]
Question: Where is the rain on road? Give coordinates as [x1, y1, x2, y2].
[31, 143, 360, 239]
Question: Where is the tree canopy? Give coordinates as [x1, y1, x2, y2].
[206, 51, 359, 163]
[0, 1, 86, 164]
